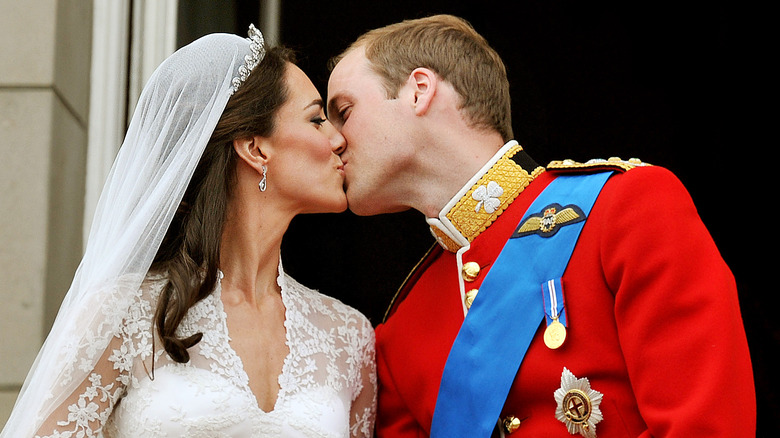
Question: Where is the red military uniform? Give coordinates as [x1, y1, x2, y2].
[375, 142, 755, 437]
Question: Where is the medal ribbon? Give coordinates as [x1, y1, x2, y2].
[543, 277, 567, 326]
[430, 171, 613, 438]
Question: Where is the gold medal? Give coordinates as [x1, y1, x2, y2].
[544, 318, 567, 349]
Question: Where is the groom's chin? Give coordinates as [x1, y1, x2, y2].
[347, 199, 410, 217]
[345, 197, 380, 217]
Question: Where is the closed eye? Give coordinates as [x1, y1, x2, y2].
[327, 98, 350, 129]
[305, 98, 327, 127]
[337, 106, 351, 125]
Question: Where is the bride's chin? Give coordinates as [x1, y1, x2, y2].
[312, 193, 348, 214]
[334, 196, 348, 213]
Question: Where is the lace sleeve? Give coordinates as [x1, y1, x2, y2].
[33, 333, 130, 438]
[29, 281, 155, 438]
[349, 316, 377, 438]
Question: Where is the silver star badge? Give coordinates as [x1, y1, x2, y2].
[554, 367, 604, 438]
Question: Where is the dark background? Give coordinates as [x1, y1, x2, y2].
[180, 1, 773, 434]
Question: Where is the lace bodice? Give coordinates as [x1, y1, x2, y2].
[32, 270, 376, 437]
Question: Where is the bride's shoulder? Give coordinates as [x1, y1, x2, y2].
[138, 270, 168, 294]
[285, 274, 373, 329]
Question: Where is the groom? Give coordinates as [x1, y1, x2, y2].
[327, 14, 755, 437]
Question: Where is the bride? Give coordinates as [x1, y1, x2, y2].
[0, 25, 376, 437]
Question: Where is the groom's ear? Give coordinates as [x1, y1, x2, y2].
[408, 67, 437, 116]
[233, 135, 268, 174]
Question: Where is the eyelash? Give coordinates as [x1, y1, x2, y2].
[338, 107, 350, 123]
[311, 116, 326, 126]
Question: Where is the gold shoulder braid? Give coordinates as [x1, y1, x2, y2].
[429, 143, 545, 252]
[547, 156, 650, 173]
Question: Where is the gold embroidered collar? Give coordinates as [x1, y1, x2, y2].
[426, 141, 545, 252]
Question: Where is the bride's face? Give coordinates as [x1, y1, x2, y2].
[264, 63, 347, 214]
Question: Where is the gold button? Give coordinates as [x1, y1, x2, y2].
[502, 415, 522, 434]
[464, 289, 478, 309]
[462, 261, 480, 282]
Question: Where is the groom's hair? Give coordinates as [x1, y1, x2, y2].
[329, 14, 513, 142]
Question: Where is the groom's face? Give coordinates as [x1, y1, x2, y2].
[327, 47, 412, 216]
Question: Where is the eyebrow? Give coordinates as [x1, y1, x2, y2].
[305, 98, 324, 111]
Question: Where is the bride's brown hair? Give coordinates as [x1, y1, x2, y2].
[150, 46, 296, 363]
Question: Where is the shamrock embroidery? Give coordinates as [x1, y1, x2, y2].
[472, 181, 504, 213]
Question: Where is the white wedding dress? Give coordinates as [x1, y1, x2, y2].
[34, 266, 376, 438]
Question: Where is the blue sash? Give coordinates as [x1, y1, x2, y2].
[430, 172, 613, 437]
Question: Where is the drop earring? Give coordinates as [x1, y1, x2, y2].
[258, 165, 267, 191]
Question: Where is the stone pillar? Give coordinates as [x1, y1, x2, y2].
[0, 0, 92, 426]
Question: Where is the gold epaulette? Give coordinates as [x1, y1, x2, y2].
[547, 157, 651, 174]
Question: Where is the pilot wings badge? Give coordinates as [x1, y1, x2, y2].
[512, 203, 586, 238]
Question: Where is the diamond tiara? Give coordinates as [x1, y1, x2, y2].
[229, 24, 266, 95]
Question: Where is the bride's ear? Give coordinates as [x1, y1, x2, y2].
[233, 136, 268, 174]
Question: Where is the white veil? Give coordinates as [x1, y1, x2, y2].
[1, 26, 265, 436]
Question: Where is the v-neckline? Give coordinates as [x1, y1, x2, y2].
[216, 270, 293, 415]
